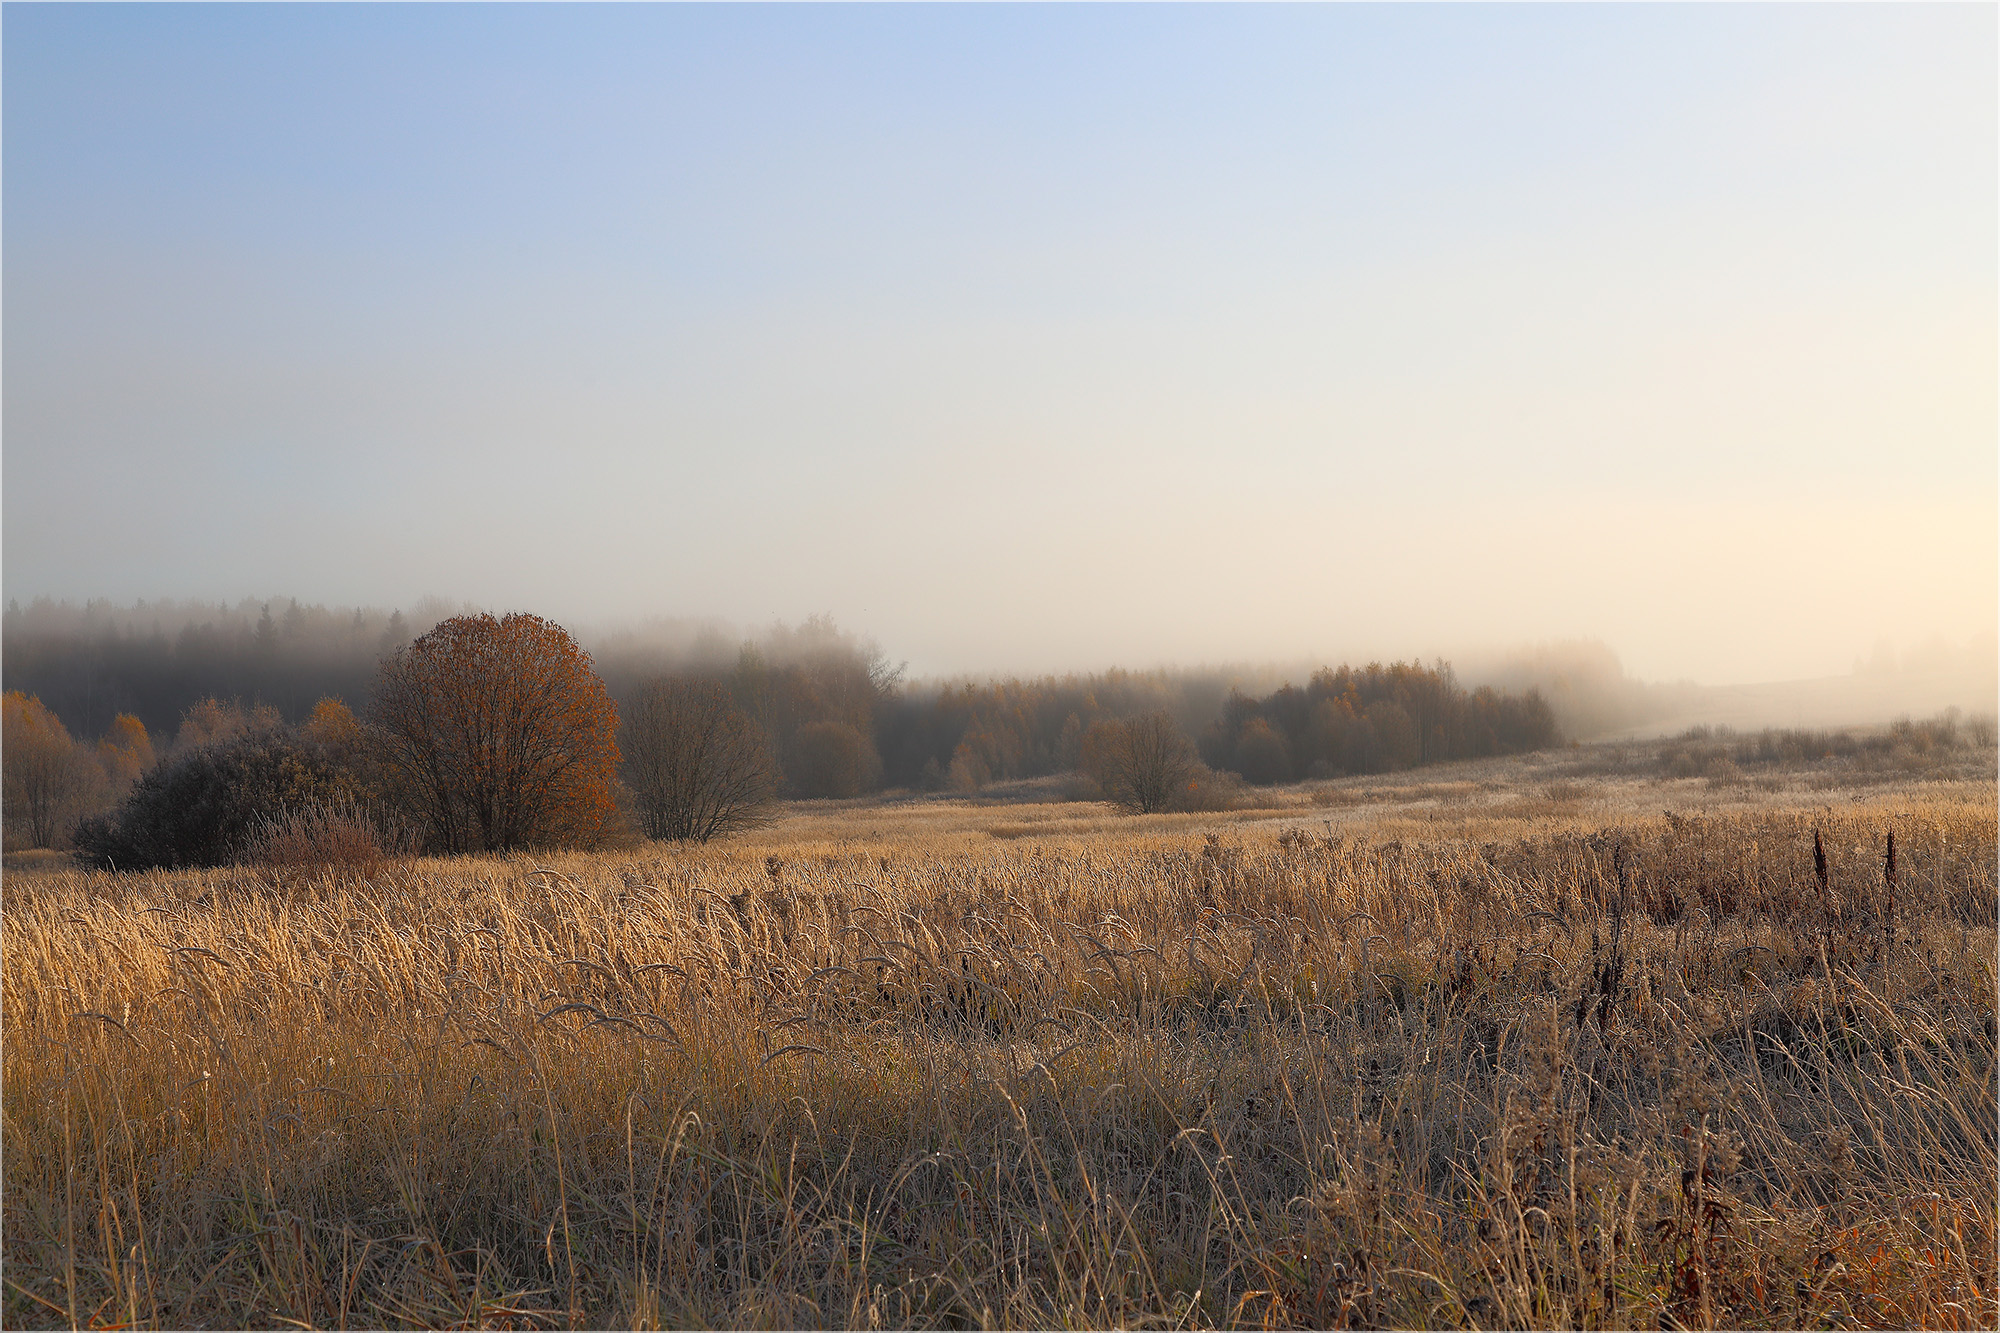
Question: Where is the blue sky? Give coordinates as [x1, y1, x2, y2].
[5, 4, 1993, 683]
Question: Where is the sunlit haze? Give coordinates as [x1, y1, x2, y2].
[5, 4, 1993, 690]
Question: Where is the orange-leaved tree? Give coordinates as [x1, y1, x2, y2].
[96, 713, 156, 795]
[2, 692, 104, 848]
[372, 613, 620, 853]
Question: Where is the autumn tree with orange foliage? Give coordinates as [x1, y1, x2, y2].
[302, 697, 370, 766]
[2, 691, 103, 848]
[372, 614, 620, 853]
[95, 714, 155, 795]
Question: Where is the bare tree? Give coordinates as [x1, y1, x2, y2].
[623, 678, 777, 842]
[1080, 711, 1201, 814]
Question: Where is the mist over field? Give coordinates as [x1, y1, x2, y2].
[4, 595, 1993, 758]
[3, 4, 1993, 701]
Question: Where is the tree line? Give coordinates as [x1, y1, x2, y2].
[2, 596, 418, 742]
[1199, 661, 1560, 784]
[4, 603, 1561, 864]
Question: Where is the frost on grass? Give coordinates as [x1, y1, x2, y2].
[3, 773, 1994, 1329]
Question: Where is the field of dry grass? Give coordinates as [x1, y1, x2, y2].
[4, 748, 1995, 1329]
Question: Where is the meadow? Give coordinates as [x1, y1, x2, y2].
[4, 745, 1995, 1329]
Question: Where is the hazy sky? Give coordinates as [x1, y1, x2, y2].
[5, 4, 1994, 684]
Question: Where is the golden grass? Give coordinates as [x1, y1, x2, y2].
[3, 764, 1995, 1329]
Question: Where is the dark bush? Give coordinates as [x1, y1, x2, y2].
[73, 729, 362, 870]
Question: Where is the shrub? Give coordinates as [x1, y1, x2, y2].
[239, 799, 417, 879]
[74, 728, 361, 870]
[1179, 765, 1246, 812]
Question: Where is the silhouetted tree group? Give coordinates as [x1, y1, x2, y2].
[1200, 661, 1559, 782]
[601, 615, 899, 803]
[1, 596, 414, 742]
[872, 669, 1226, 791]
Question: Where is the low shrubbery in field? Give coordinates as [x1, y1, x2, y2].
[238, 799, 420, 880]
[71, 725, 365, 870]
[4, 788, 1993, 1328]
[1657, 711, 1997, 782]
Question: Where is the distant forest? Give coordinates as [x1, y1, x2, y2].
[1200, 662, 1558, 783]
[2, 596, 1563, 808]
[3, 597, 409, 742]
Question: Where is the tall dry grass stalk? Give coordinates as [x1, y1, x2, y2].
[238, 800, 419, 882]
[3, 792, 1994, 1328]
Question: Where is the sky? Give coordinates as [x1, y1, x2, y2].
[5, 4, 1994, 686]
